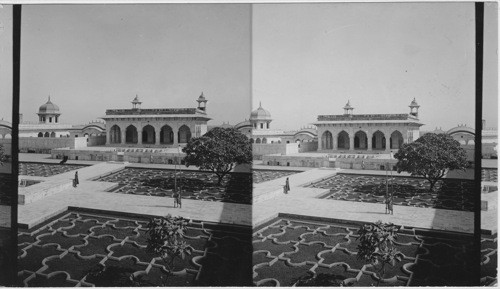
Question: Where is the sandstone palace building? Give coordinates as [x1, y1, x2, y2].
[315, 99, 423, 152]
[101, 94, 210, 147]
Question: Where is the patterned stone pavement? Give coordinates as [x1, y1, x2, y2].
[253, 217, 475, 287]
[252, 170, 300, 184]
[306, 174, 474, 211]
[17, 210, 252, 286]
[19, 163, 87, 177]
[482, 168, 498, 183]
[481, 234, 498, 286]
[96, 168, 252, 204]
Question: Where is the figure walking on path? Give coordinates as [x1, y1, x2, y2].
[73, 171, 79, 188]
[385, 187, 393, 215]
[283, 177, 290, 194]
[173, 187, 182, 208]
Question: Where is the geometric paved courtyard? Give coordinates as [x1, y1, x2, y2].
[253, 217, 475, 286]
[18, 210, 252, 286]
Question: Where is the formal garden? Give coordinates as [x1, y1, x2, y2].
[253, 217, 475, 286]
[18, 210, 252, 286]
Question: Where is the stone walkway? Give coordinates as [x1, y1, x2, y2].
[253, 167, 474, 234]
[18, 162, 250, 229]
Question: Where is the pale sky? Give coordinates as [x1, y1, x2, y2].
[0, 3, 497, 132]
[252, 2, 496, 131]
[18, 4, 251, 125]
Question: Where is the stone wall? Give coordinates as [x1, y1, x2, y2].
[261, 153, 398, 170]
[252, 143, 299, 160]
[51, 148, 185, 164]
[298, 141, 318, 153]
[19, 137, 87, 153]
[261, 154, 330, 168]
[334, 157, 398, 170]
[88, 135, 106, 146]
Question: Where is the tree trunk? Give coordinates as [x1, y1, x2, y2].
[217, 174, 224, 185]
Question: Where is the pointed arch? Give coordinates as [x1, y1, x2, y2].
[178, 125, 191, 143]
[321, 131, 333, 150]
[372, 130, 386, 150]
[354, 131, 368, 150]
[110, 125, 121, 144]
[142, 125, 156, 144]
[390, 130, 404, 149]
[160, 125, 174, 144]
[337, 131, 350, 149]
[125, 125, 138, 144]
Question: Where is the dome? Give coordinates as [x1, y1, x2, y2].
[409, 98, 420, 107]
[38, 96, 60, 114]
[250, 102, 272, 120]
[234, 119, 251, 130]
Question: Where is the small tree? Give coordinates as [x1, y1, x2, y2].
[356, 221, 402, 286]
[394, 133, 468, 191]
[146, 215, 193, 285]
[182, 127, 252, 185]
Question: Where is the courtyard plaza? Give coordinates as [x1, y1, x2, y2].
[251, 162, 494, 286]
[17, 153, 252, 286]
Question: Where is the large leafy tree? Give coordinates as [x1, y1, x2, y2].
[394, 133, 468, 191]
[182, 127, 252, 185]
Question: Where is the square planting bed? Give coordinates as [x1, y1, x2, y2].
[95, 168, 252, 204]
[19, 162, 88, 177]
[17, 209, 252, 286]
[252, 170, 301, 184]
[306, 174, 474, 211]
[253, 216, 475, 287]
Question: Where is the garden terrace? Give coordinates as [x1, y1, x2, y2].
[252, 170, 300, 184]
[17, 210, 252, 286]
[95, 168, 252, 204]
[19, 162, 88, 177]
[305, 174, 474, 212]
[253, 217, 474, 286]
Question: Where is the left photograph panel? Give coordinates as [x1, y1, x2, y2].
[16, 4, 252, 286]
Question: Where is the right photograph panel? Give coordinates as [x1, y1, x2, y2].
[251, 2, 490, 286]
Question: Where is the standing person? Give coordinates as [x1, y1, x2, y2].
[284, 177, 290, 194]
[74, 171, 79, 188]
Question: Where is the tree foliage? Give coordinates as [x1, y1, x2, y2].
[146, 215, 193, 285]
[356, 221, 402, 286]
[182, 127, 252, 185]
[394, 133, 468, 190]
[0, 145, 6, 166]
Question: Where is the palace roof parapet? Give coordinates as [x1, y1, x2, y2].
[317, 113, 417, 122]
[104, 108, 206, 116]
